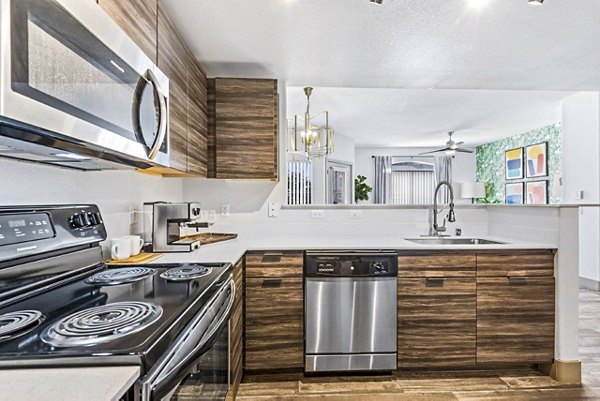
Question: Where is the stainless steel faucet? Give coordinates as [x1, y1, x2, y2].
[431, 181, 456, 237]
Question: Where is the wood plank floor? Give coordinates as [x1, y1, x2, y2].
[176, 289, 600, 400]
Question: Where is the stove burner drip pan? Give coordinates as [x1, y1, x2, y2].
[160, 265, 212, 281]
[0, 310, 45, 341]
[41, 301, 162, 347]
[85, 267, 157, 285]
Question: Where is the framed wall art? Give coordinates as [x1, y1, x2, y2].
[525, 142, 548, 178]
[505, 147, 524, 180]
[526, 180, 548, 204]
[505, 182, 524, 204]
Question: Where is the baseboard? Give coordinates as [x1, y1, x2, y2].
[540, 360, 582, 384]
[579, 276, 600, 291]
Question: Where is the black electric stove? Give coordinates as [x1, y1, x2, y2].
[0, 205, 233, 401]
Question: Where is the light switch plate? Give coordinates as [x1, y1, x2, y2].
[575, 190, 584, 200]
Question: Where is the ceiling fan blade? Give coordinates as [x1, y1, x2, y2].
[419, 148, 449, 155]
[454, 148, 474, 153]
[456, 141, 464, 146]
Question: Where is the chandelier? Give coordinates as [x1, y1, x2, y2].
[290, 87, 334, 159]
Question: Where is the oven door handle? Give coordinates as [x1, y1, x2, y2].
[135, 278, 234, 401]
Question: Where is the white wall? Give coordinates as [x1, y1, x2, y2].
[0, 158, 183, 246]
[354, 147, 477, 204]
[562, 92, 600, 204]
[487, 206, 561, 246]
[561, 92, 600, 288]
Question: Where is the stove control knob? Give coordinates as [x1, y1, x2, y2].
[373, 262, 386, 273]
[71, 213, 91, 229]
[88, 212, 101, 226]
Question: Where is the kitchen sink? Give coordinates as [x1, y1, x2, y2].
[406, 238, 506, 245]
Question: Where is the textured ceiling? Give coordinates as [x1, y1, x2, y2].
[163, 0, 600, 90]
[286, 87, 572, 147]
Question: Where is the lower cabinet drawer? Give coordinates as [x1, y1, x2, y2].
[477, 276, 555, 364]
[245, 277, 303, 370]
[398, 277, 476, 368]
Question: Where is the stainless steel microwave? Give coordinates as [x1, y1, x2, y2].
[0, 0, 170, 170]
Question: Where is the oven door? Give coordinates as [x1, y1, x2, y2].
[135, 278, 234, 401]
[0, 0, 170, 167]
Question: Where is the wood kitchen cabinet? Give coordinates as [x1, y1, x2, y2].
[244, 252, 303, 371]
[208, 78, 279, 180]
[157, 4, 208, 176]
[476, 251, 555, 365]
[97, 0, 157, 62]
[397, 253, 477, 368]
[228, 258, 244, 400]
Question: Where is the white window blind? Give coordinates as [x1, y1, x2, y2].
[391, 170, 434, 205]
[287, 160, 312, 205]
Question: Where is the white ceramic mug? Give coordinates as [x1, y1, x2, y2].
[123, 235, 144, 256]
[110, 238, 132, 261]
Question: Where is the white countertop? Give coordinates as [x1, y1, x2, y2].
[0, 366, 140, 401]
[1, 234, 554, 400]
[148, 233, 557, 265]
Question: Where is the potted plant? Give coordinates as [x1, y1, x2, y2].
[354, 175, 373, 203]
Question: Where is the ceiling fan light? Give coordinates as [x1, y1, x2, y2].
[445, 149, 457, 156]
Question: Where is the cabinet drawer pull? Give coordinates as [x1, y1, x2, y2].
[261, 278, 282, 287]
[507, 276, 528, 286]
[426, 277, 445, 287]
[262, 253, 283, 263]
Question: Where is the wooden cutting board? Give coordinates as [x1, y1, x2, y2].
[106, 252, 163, 265]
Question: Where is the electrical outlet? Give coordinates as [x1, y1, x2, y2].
[129, 208, 140, 225]
[268, 202, 281, 217]
[220, 203, 231, 217]
[310, 210, 325, 219]
[349, 210, 363, 220]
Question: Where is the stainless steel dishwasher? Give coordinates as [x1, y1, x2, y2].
[304, 251, 398, 372]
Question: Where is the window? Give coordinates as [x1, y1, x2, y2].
[390, 159, 434, 205]
[287, 160, 312, 205]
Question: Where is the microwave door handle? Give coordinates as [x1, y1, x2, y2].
[145, 69, 168, 160]
[143, 279, 235, 401]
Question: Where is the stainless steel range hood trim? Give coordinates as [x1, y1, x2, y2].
[0, 116, 154, 170]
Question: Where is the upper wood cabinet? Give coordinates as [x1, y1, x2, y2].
[208, 78, 278, 180]
[97, 0, 157, 62]
[157, 4, 207, 177]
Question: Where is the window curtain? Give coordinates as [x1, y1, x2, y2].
[373, 156, 392, 204]
[434, 156, 453, 203]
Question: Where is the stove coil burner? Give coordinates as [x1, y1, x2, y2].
[160, 265, 213, 281]
[41, 301, 162, 347]
[85, 267, 157, 285]
[0, 310, 45, 342]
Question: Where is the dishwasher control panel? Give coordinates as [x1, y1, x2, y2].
[305, 251, 398, 277]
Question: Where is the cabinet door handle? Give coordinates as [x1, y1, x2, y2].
[262, 278, 282, 288]
[426, 277, 445, 287]
[262, 253, 282, 263]
[507, 276, 528, 286]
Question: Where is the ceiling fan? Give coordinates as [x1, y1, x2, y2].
[420, 131, 474, 156]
